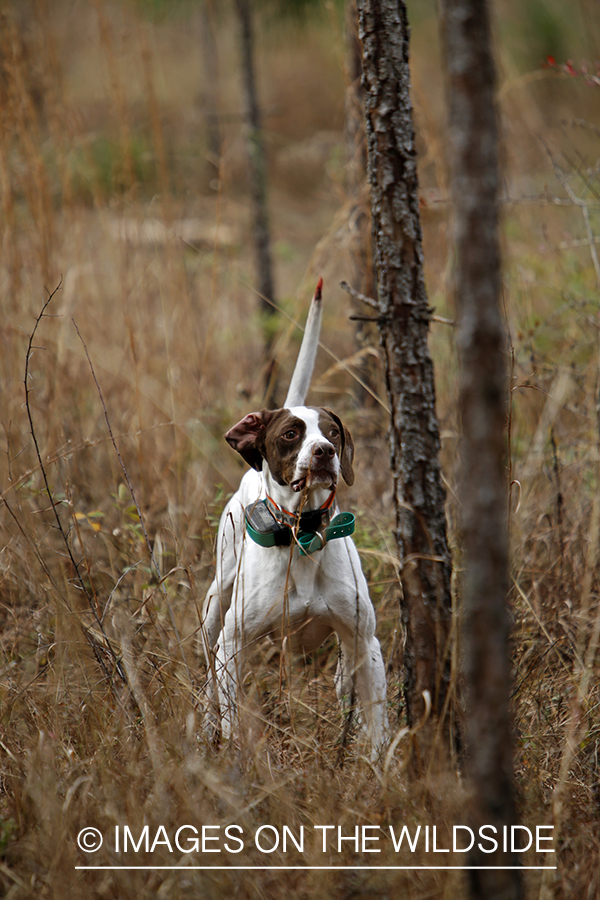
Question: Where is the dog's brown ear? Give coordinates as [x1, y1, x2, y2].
[224, 410, 272, 471]
[322, 408, 355, 486]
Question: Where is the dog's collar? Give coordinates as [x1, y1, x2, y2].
[265, 488, 337, 532]
[244, 491, 355, 556]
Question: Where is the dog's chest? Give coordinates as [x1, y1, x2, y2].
[242, 538, 326, 599]
[254, 547, 335, 651]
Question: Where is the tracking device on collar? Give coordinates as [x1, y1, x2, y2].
[244, 500, 291, 547]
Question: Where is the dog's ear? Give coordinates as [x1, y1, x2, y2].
[321, 408, 355, 486]
[224, 410, 272, 471]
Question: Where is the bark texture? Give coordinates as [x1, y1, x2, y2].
[440, 1, 523, 897]
[357, 0, 453, 728]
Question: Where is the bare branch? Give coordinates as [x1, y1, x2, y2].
[339, 279, 379, 310]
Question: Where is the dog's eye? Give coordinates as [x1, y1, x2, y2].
[282, 429, 298, 441]
[329, 427, 340, 439]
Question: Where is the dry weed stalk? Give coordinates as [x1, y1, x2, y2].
[23, 283, 127, 687]
[72, 318, 192, 683]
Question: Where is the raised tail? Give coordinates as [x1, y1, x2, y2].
[284, 277, 323, 408]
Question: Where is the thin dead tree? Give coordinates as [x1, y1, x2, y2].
[235, 0, 277, 406]
[345, 0, 367, 192]
[199, 0, 222, 169]
[234, 0, 276, 358]
[440, 0, 523, 897]
[356, 0, 454, 735]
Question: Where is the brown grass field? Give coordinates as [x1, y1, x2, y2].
[1, 1, 600, 897]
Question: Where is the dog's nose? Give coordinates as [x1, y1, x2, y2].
[312, 442, 335, 459]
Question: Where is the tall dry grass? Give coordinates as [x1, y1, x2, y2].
[0, 1, 599, 898]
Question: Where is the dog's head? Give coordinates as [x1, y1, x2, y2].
[224, 406, 354, 491]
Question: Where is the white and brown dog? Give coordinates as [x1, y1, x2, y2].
[202, 280, 387, 755]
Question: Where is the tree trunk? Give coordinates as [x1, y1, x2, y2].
[356, 0, 453, 732]
[234, 0, 275, 315]
[439, 1, 523, 897]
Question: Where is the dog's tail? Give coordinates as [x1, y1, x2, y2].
[284, 277, 323, 408]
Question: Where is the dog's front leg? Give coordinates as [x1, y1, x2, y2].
[337, 632, 388, 757]
[201, 495, 247, 663]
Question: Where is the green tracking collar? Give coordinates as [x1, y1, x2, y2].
[244, 499, 355, 556]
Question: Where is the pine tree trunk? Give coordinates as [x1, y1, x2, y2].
[356, 0, 453, 731]
[440, 1, 523, 897]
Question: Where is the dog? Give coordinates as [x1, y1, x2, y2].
[201, 280, 387, 755]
